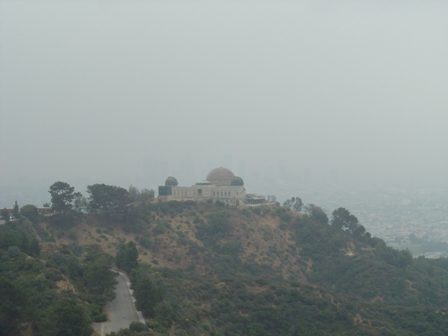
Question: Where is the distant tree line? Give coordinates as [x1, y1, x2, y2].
[43, 181, 154, 219]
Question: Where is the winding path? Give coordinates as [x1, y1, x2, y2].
[101, 272, 145, 335]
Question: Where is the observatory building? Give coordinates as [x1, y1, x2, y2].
[158, 167, 266, 205]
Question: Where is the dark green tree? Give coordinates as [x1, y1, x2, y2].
[0, 225, 39, 256]
[139, 188, 154, 202]
[0, 277, 24, 336]
[128, 185, 140, 203]
[306, 204, 329, 224]
[352, 223, 367, 237]
[283, 197, 303, 212]
[127, 186, 154, 203]
[29, 237, 40, 256]
[116, 242, 139, 273]
[20, 204, 39, 224]
[87, 184, 129, 215]
[331, 207, 359, 232]
[129, 321, 149, 332]
[134, 278, 157, 316]
[73, 192, 83, 208]
[36, 298, 92, 336]
[131, 269, 165, 318]
[83, 249, 117, 304]
[0, 208, 9, 223]
[13, 201, 19, 219]
[49, 181, 75, 213]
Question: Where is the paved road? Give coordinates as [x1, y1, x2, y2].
[101, 272, 144, 335]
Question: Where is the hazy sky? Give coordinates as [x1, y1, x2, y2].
[1, 1, 447, 204]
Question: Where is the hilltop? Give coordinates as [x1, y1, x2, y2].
[3, 198, 448, 335]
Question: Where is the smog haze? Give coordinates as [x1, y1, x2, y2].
[1, 1, 447, 207]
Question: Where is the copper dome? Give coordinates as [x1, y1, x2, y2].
[206, 167, 235, 186]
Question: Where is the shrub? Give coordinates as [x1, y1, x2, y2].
[92, 313, 107, 322]
[138, 236, 151, 249]
[129, 321, 148, 332]
[252, 207, 262, 215]
[279, 222, 288, 230]
[68, 228, 78, 240]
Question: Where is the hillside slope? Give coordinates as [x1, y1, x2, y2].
[28, 201, 448, 335]
[0, 220, 117, 336]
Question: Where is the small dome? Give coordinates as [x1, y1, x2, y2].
[206, 167, 235, 186]
[231, 176, 244, 186]
[165, 176, 178, 187]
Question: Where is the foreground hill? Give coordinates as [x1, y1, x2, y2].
[0, 220, 118, 336]
[5, 200, 448, 335]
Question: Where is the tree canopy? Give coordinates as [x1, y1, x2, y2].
[128, 185, 155, 203]
[20, 204, 39, 224]
[130, 264, 165, 318]
[13, 201, 19, 219]
[116, 241, 139, 273]
[0, 276, 24, 336]
[331, 207, 367, 236]
[87, 184, 129, 216]
[36, 298, 93, 336]
[283, 197, 303, 212]
[1, 209, 9, 222]
[306, 204, 329, 224]
[49, 181, 75, 213]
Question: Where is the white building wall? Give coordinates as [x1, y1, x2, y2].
[171, 185, 246, 202]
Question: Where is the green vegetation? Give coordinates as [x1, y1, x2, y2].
[106, 322, 150, 336]
[130, 264, 166, 319]
[0, 215, 116, 334]
[128, 203, 448, 335]
[1, 208, 10, 222]
[19, 204, 40, 224]
[116, 241, 139, 273]
[4, 182, 448, 335]
[49, 181, 76, 213]
[87, 184, 129, 218]
[283, 196, 303, 212]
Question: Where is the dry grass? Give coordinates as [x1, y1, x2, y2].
[47, 205, 309, 282]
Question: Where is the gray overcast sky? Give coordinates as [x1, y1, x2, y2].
[1, 1, 447, 203]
